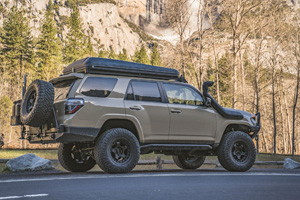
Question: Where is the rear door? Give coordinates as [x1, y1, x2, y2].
[53, 79, 78, 125]
[124, 80, 169, 143]
[162, 83, 217, 143]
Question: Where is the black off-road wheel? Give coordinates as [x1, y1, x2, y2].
[58, 143, 96, 172]
[94, 128, 140, 174]
[217, 131, 256, 172]
[172, 155, 206, 169]
[20, 79, 54, 127]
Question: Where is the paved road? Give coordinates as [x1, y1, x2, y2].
[0, 169, 300, 200]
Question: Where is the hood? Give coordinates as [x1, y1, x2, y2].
[223, 108, 251, 118]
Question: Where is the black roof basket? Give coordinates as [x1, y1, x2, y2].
[63, 57, 180, 81]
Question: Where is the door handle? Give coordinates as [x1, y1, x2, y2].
[170, 109, 182, 114]
[129, 106, 142, 111]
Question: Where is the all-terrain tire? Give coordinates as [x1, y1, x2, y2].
[94, 128, 140, 174]
[217, 131, 256, 172]
[172, 155, 206, 169]
[58, 143, 96, 172]
[20, 79, 54, 127]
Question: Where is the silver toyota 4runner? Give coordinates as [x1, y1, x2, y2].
[11, 57, 260, 173]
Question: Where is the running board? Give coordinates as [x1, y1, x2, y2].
[140, 144, 212, 153]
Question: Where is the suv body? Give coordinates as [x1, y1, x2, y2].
[11, 57, 260, 173]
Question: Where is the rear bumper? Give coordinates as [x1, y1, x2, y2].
[55, 125, 100, 143]
[27, 125, 100, 144]
[249, 112, 261, 139]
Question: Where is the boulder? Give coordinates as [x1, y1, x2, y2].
[5, 153, 54, 172]
[284, 158, 300, 169]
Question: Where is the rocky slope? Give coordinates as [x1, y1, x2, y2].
[0, 0, 141, 55]
[118, 0, 209, 44]
[0, 0, 211, 50]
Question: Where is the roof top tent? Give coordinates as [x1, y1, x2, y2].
[63, 57, 180, 81]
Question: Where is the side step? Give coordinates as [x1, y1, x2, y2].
[140, 144, 212, 154]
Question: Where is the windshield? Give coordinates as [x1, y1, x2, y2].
[53, 79, 75, 101]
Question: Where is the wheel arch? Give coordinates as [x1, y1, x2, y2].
[224, 124, 251, 135]
[217, 124, 251, 144]
[96, 119, 141, 142]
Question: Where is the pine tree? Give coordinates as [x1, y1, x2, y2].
[218, 52, 233, 107]
[63, 3, 86, 63]
[118, 48, 130, 61]
[1, 6, 34, 87]
[98, 50, 108, 58]
[108, 45, 117, 59]
[133, 45, 150, 64]
[86, 35, 95, 57]
[37, 0, 62, 81]
[150, 43, 161, 66]
[205, 57, 217, 97]
[95, 38, 108, 58]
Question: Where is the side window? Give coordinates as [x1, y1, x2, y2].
[126, 83, 134, 100]
[80, 77, 117, 97]
[127, 81, 162, 102]
[163, 83, 204, 106]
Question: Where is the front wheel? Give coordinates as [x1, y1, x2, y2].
[58, 143, 96, 172]
[217, 131, 256, 172]
[173, 155, 206, 169]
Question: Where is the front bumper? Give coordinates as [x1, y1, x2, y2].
[249, 112, 261, 139]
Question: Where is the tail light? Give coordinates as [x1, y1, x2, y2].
[65, 98, 84, 114]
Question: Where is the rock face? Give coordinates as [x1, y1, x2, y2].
[58, 3, 141, 55]
[118, 0, 210, 44]
[0, 0, 140, 55]
[5, 153, 54, 172]
[284, 158, 300, 169]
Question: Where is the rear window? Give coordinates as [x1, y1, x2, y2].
[128, 81, 162, 102]
[54, 79, 75, 101]
[80, 77, 117, 97]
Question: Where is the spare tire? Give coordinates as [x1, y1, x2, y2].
[20, 79, 54, 127]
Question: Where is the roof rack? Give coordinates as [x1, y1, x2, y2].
[63, 57, 180, 81]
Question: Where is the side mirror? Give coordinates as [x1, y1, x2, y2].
[205, 97, 212, 107]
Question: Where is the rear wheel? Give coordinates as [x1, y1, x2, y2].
[172, 155, 206, 169]
[94, 128, 140, 174]
[58, 143, 96, 172]
[217, 131, 256, 172]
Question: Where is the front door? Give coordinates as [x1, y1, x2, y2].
[162, 83, 217, 143]
[124, 80, 169, 143]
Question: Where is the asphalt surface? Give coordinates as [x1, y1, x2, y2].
[0, 169, 300, 200]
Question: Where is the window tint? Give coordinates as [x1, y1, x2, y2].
[130, 81, 162, 102]
[126, 83, 134, 100]
[80, 77, 117, 97]
[54, 79, 75, 101]
[163, 83, 204, 106]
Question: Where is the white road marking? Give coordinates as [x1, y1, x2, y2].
[23, 194, 48, 198]
[0, 172, 299, 183]
[0, 194, 48, 200]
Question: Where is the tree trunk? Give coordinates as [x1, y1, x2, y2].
[292, 63, 300, 156]
[283, 93, 292, 153]
[240, 52, 245, 110]
[232, 52, 237, 109]
[180, 34, 185, 77]
[272, 68, 277, 155]
[262, 103, 269, 152]
[279, 93, 286, 153]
